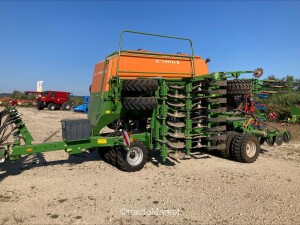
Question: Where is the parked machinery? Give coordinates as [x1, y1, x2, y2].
[0, 31, 291, 171]
[25, 90, 72, 110]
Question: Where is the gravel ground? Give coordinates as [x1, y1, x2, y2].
[0, 107, 299, 225]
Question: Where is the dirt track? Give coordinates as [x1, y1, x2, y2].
[0, 107, 299, 225]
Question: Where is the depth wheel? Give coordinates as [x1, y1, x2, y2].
[232, 133, 260, 163]
[275, 134, 283, 146]
[283, 131, 291, 143]
[116, 140, 148, 172]
[220, 131, 238, 159]
[266, 136, 275, 146]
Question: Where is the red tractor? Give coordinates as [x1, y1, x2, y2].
[25, 91, 72, 110]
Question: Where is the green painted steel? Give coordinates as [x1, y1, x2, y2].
[10, 133, 149, 158]
[0, 30, 291, 167]
[0, 70, 289, 164]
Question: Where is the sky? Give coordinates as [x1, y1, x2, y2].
[0, 1, 299, 96]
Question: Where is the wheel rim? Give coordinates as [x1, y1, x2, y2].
[246, 140, 257, 158]
[126, 147, 143, 166]
[65, 104, 70, 109]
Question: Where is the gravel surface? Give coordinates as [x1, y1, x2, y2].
[0, 107, 299, 225]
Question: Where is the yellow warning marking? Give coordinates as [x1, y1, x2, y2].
[244, 118, 253, 128]
[98, 139, 107, 144]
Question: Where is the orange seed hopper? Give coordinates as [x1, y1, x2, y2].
[91, 50, 209, 93]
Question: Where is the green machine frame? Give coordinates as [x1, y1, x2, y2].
[0, 31, 291, 167]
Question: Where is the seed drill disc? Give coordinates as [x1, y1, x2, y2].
[167, 141, 185, 149]
[168, 151, 186, 160]
[192, 142, 205, 149]
[167, 101, 185, 107]
[167, 93, 186, 99]
[191, 104, 206, 110]
[168, 85, 185, 89]
[192, 123, 207, 128]
[167, 112, 186, 118]
[168, 132, 186, 138]
[167, 121, 185, 128]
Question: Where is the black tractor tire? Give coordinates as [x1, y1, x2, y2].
[98, 147, 111, 163]
[37, 98, 44, 110]
[109, 147, 118, 166]
[275, 134, 283, 146]
[227, 79, 252, 95]
[220, 131, 238, 159]
[116, 140, 148, 172]
[122, 97, 158, 110]
[266, 136, 275, 146]
[283, 131, 291, 143]
[232, 133, 260, 163]
[259, 137, 266, 145]
[62, 102, 71, 111]
[122, 79, 158, 92]
[55, 104, 61, 110]
[47, 103, 56, 110]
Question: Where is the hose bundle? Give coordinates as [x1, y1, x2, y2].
[0, 107, 19, 145]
